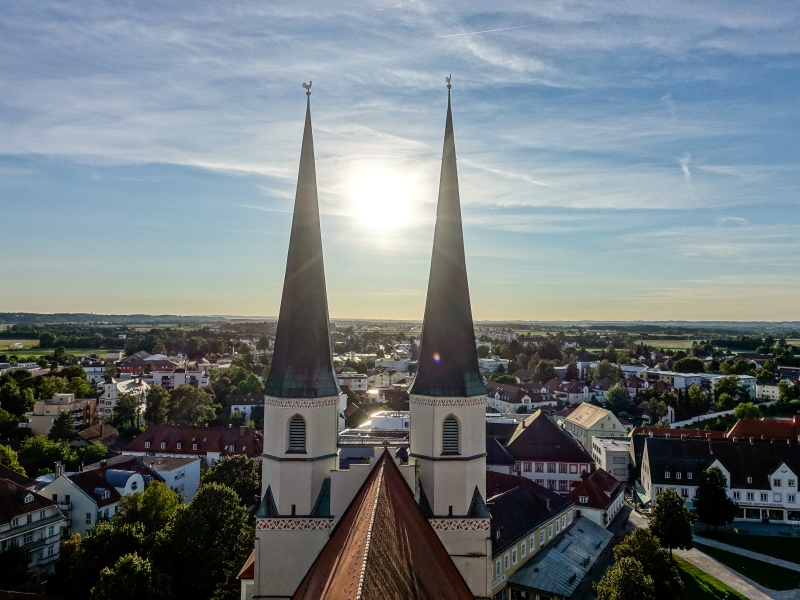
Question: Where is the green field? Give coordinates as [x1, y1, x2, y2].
[693, 542, 800, 591]
[0, 339, 40, 351]
[695, 532, 800, 565]
[674, 556, 749, 600]
[0, 341, 108, 359]
[634, 339, 698, 350]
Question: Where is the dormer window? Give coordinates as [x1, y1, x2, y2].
[176, 443, 182, 450]
[161, 442, 166, 449]
[24, 493, 34, 504]
[747, 477, 753, 484]
[145, 442, 151, 448]
[192, 443, 198, 450]
[676, 472, 682, 479]
[665, 472, 670, 479]
[579, 496, 588, 504]
[102, 490, 110, 500]
[687, 472, 692, 480]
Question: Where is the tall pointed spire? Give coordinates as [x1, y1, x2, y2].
[264, 92, 339, 398]
[410, 87, 485, 398]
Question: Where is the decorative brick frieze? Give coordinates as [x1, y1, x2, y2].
[264, 396, 340, 409]
[428, 518, 491, 531]
[410, 395, 486, 408]
[256, 518, 334, 531]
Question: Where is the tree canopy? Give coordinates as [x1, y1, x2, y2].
[90, 553, 173, 600]
[594, 557, 656, 600]
[693, 466, 738, 530]
[202, 455, 261, 507]
[649, 489, 693, 559]
[733, 402, 763, 420]
[604, 383, 632, 415]
[612, 529, 682, 600]
[48, 411, 76, 442]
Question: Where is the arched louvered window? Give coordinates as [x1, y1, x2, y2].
[442, 415, 460, 455]
[288, 415, 306, 453]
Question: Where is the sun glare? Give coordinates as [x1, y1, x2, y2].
[348, 165, 415, 229]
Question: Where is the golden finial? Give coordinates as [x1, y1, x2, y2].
[446, 74, 452, 90]
[302, 81, 312, 96]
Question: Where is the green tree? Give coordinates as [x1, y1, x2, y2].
[39, 376, 69, 399]
[758, 360, 776, 379]
[715, 392, 734, 411]
[778, 380, 797, 402]
[18, 436, 78, 475]
[515, 353, 530, 371]
[593, 557, 655, 600]
[77, 442, 109, 467]
[144, 385, 170, 426]
[694, 466, 738, 531]
[203, 455, 261, 507]
[642, 399, 668, 424]
[476, 345, 489, 358]
[0, 444, 26, 475]
[67, 377, 95, 399]
[59, 521, 146, 600]
[90, 553, 172, 600]
[112, 393, 142, 429]
[593, 359, 621, 383]
[672, 357, 704, 373]
[533, 359, 557, 383]
[649, 489, 693, 560]
[39, 331, 57, 348]
[0, 541, 30, 590]
[104, 364, 118, 379]
[685, 384, 706, 416]
[614, 529, 682, 600]
[713, 375, 740, 399]
[167, 385, 218, 426]
[565, 359, 579, 380]
[734, 402, 763, 420]
[228, 373, 265, 396]
[256, 336, 269, 352]
[157, 483, 254, 600]
[604, 383, 631, 415]
[48, 411, 76, 442]
[115, 481, 181, 539]
[0, 407, 20, 436]
[0, 379, 35, 417]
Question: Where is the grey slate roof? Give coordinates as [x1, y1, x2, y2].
[508, 517, 613, 598]
[410, 91, 485, 399]
[264, 97, 340, 399]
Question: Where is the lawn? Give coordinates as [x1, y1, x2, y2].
[0, 339, 40, 351]
[695, 531, 800, 565]
[693, 542, 800, 591]
[634, 339, 698, 350]
[2, 346, 109, 359]
[673, 556, 749, 600]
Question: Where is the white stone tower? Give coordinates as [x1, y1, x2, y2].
[254, 85, 341, 599]
[408, 84, 492, 598]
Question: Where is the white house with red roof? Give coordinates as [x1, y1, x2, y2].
[123, 424, 263, 465]
[566, 468, 626, 528]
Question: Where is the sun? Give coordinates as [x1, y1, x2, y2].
[348, 164, 415, 228]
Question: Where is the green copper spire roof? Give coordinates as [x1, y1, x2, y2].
[410, 89, 486, 398]
[264, 95, 339, 399]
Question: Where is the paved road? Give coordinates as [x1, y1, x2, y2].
[694, 537, 800, 573]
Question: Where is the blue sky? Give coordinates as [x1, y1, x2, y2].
[1, 1, 799, 320]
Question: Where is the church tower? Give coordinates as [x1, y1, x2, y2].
[255, 86, 341, 598]
[409, 84, 491, 598]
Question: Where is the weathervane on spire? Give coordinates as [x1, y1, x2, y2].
[302, 81, 312, 96]
[446, 74, 452, 90]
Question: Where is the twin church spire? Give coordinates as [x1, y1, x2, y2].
[267, 83, 483, 400]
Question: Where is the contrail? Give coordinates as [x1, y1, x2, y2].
[436, 24, 536, 38]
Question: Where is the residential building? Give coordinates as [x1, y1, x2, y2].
[118, 351, 179, 375]
[640, 370, 703, 389]
[81, 361, 108, 384]
[726, 415, 800, 442]
[479, 356, 510, 373]
[566, 469, 626, 528]
[27, 393, 98, 436]
[486, 436, 516, 473]
[105, 350, 124, 361]
[98, 378, 149, 418]
[228, 394, 264, 422]
[138, 457, 201, 501]
[506, 516, 613, 599]
[144, 368, 209, 390]
[485, 382, 555, 413]
[588, 377, 615, 401]
[39, 462, 146, 536]
[0, 479, 67, 580]
[756, 379, 781, 401]
[374, 357, 411, 371]
[123, 424, 263, 464]
[336, 372, 368, 393]
[776, 366, 800, 380]
[504, 410, 595, 494]
[640, 436, 800, 522]
[591, 437, 632, 481]
[486, 471, 577, 599]
[562, 402, 627, 452]
[71, 422, 124, 452]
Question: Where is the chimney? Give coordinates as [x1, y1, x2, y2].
[239, 426, 246, 436]
[228, 423, 232, 428]
[55, 462, 64, 478]
[708, 439, 713, 455]
[100, 459, 107, 467]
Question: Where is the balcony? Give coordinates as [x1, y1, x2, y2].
[6, 514, 65, 536]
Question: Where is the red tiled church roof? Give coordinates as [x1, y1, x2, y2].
[292, 450, 473, 600]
